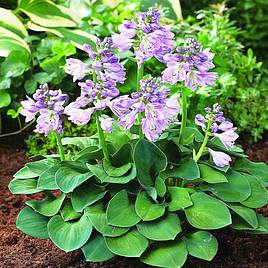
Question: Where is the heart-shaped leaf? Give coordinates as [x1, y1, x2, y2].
[48, 214, 92, 252]
[135, 191, 165, 221]
[184, 231, 218, 261]
[9, 178, 41, 194]
[134, 139, 167, 187]
[141, 240, 188, 268]
[106, 190, 140, 227]
[185, 192, 232, 229]
[105, 229, 148, 257]
[16, 206, 49, 239]
[82, 234, 115, 262]
[37, 165, 60, 190]
[168, 187, 193, 211]
[137, 213, 181, 241]
[199, 164, 228, 183]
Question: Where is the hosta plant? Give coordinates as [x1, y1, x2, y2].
[9, 8, 268, 268]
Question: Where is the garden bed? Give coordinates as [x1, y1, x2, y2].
[0, 137, 268, 268]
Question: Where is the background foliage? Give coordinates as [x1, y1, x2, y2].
[0, 0, 267, 152]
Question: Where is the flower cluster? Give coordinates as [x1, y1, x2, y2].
[162, 38, 217, 90]
[21, 84, 67, 135]
[110, 77, 180, 141]
[66, 38, 126, 83]
[112, 7, 175, 66]
[195, 103, 239, 167]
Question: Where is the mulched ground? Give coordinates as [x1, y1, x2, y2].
[0, 136, 268, 268]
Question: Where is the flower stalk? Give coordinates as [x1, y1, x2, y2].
[55, 134, 65, 161]
[179, 87, 187, 142]
[137, 63, 144, 139]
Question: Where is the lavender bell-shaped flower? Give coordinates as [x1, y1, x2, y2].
[20, 84, 68, 136]
[162, 38, 217, 90]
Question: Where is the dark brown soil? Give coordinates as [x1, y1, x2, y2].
[0, 139, 268, 268]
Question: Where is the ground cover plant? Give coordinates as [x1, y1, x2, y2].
[8, 7, 268, 268]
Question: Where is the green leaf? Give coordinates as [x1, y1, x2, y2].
[234, 158, 268, 186]
[16, 206, 49, 239]
[82, 234, 115, 262]
[134, 139, 167, 187]
[168, 187, 193, 211]
[71, 181, 107, 212]
[60, 199, 81, 221]
[27, 159, 58, 175]
[185, 231, 218, 261]
[61, 137, 98, 150]
[18, 0, 76, 27]
[137, 213, 181, 241]
[0, 50, 30, 78]
[135, 191, 165, 221]
[0, 7, 28, 38]
[0, 90, 11, 109]
[8, 178, 41, 194]
[106, 190, 140, 227]
[14, 165, 39, 179]
[105, 229, 148, 257]
[207, 171, 251, 202]
[85, 203, 129, 237]
[199, 164, 228, 183]
[103, 160, 131, 177]
[27, 22, 97, 50]
[228, 204, 258, 228]
[141, 240, 188, 268]
[163, 158, 200, 181]
[241, 175, 268, 208]
[0, 77, 11, 90]
[37, 165, 60, 190]
[111, 143, 132, 166]
[26, 194, 66, 217]
[52, 41, 76, 56]
[185, 192, 232, 229]
[48, 214, 92, 252]
[7, 107, 22, 119]
[0, 26, 30, 57]
[55, 166, 94, 193]
[75, 146, 103, 161]
[106, 125, 130, 150]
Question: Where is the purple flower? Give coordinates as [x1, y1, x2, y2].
[214, 129, 239, 149]
[99, 116, 114, 133]
[208, 148, 232, 167]
[111, 77, 180, 141]
[65, 59, 86, 82]
[195, 114, 206, 129]
[112, 8, 175, 66]
[162, 38, 217, 90]
[65, 106, 94, 126]
[21, 84, 68, 135]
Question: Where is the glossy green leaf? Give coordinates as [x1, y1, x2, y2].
[61, 137, 98, 150]
[61, 199, 81, 221]
[135, 191, 165, 221]
[26, 193, 65, 217]
[134, 139, 167, 187]
[105, 229, 148, 257]
[16, 206, 49, 239]
[241, 175, 268, 208]
[55, 166, 93, 193]
[85, 203, 129, 237]
[48, 214, 92, 252]
[13, 165, 39, 179]
[234, 158, 268, 186]
[199, 164, 228, 183]
[228, 204, 258, 228]
[111, 143, 132, 166]
[137, 213, 181, 241]
[106, 190, 140, 227]
[185, 231, 218, 261]
[168, 187, 193, 211]
[103, 160, 131, 177]
[18, 0, 76, 27]
[82, 234, 115, 262]
[208, 171, 251, 202]
[8, 178, 41, 194]
[185, 192, 232, 229]
[27, 159, 58, 176]
[37, 165, 60, 190]
[141, 240, 188, 268]
[71, 182, 107, 212]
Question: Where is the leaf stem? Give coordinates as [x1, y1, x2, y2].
[55, 134, 65, 161]
[179, 87, 187, 142]
[0, 120, 35, 138]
